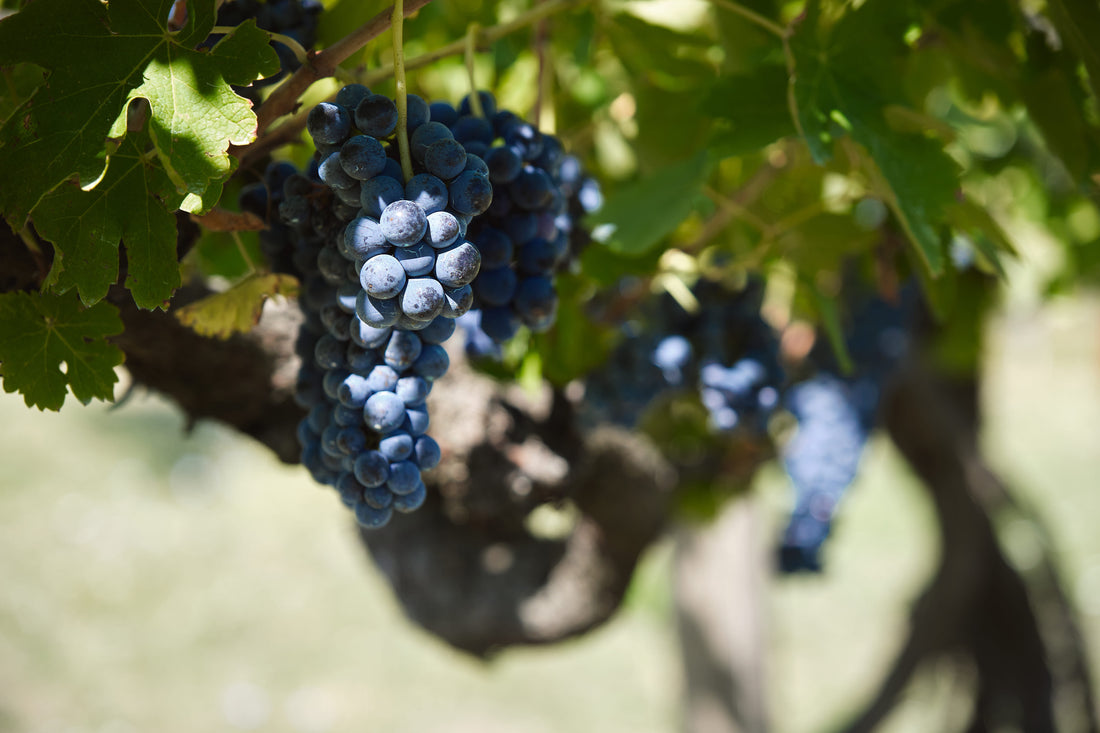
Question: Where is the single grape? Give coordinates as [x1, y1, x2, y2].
[359, 254, 407, 299]
[434, 241, 482, 288]
[380, 200, 428, 246]
[364, 391, 407, 433]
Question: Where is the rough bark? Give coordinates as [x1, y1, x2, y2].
[359, 352, 678, 655]
[674, 497, 769, 733]
[840, 361, 1100, 733]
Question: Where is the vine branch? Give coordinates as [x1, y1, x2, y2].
[239, 0, 589, 165]
[250, 0, 434, 139]
[392, 0, 414, 182]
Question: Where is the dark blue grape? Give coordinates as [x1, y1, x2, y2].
[335, 426, 367, 454]
[336, 373, 372, 408]
[502, 211, 538, 244]
[360, 176, 405, 219]
[335, 83, 371, 111]
[418, 316, 456, 345]
[517, 237, 557, 275]
[355, 93, 398, 138]
[458, 90, 497, 118]
[425, 210, 460, 249]
[392, 479, 427, 513]
[404, 174, 448, 215]
[440, 284, 473, 319]
[366, 363, 399, 393]
[318, 151, 357, 189]
[340, 135, 387, 180]
[425, 138, 467, 180]
[448, 171, 493, 215]
[394, 242, 436, 277]
[471, 226, 512, 269]
[451, 115, 494, 145]
[359, 254, 406, 299]
[354, 450, 390, 487]
[379, 431, 414, 462]
[354, 501, 393, 529]
[411, 343, 449, 380]
[350, 321, 391, 350]
[428, 101, 459, 127]
[314, 333, 346, 370]
[396, 375, 431, 405]
[405, 94, 430, 132]
[400, 277, 445, 322]
[308, 102, 351, 145]
[379, 200, 428, 246]
[361, 482, 394, 509]
[355, 290, 400, 328]
[484, 145, 523, 184]
[343, 217, 389, 260]
[384, 330, 423, 371]
[473, 266, 516, 306]
[510, 166, 554, 210]
[434, 241, 482, 288]
[413, 435, 441, 470]
[479, 306, 520, 342]
[410, 121, 454, 163]
[364, 391, 407, 433]
[513, 276, 557, 330]
[386, 460, 421, 495]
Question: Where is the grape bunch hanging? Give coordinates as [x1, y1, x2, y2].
[259, 86, 599, 530]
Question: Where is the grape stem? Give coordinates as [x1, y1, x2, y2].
[533, 2, 551, 130]
[359, 0, 591, 87]
[708, 0, 787, 39]
[241, 0, 590, 166]
[464, 23, 485, 118]
[392, 0, 415, 182]
[231, 231, 260, 275]
[251, 0, 434, 138]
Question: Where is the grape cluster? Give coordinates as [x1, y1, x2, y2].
[263, 85, 596, 530]
[583, 279, 784, 435]
[775, 287, 916, 572]
[432, 93, 604, 347]
[238, 159, 309, 276]
[776, 374, 869, 572]
[249, 155, 449, 529]
[306, 85, 492, 332]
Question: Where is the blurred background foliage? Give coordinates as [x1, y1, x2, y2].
[0, 292, 1096, 733]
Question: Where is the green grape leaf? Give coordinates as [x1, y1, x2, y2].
[33, 132, 186, 310]
[605, 13, 715, 84]
[174, 273, 299, 339]
[788, 0, 958, 275]
[0, 290, 124, 410]
[944, 197, 1016, 277]
[586, 152, 711, 256]
[1045, 0, 1100, 107]
[0, 62, 46, 122]
[0, 0, 279, 224]
[701, 65, 796, 158]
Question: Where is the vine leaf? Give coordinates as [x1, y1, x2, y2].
[33, 131, 187, 310]
[0, 0, 279, 225]
[174, 273, 299, 339]
[787, 0, 958, 275]
[0, 291, 124, 411]
[1045, 0, 1100, 107]
[586, 151, 710, 256]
